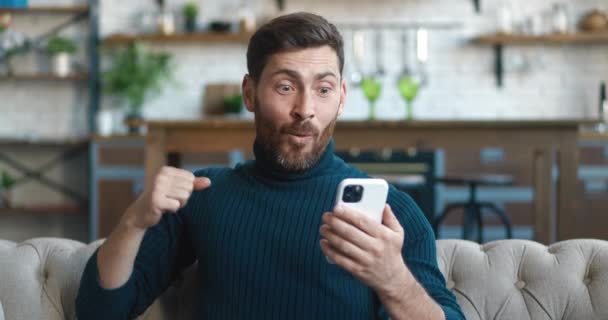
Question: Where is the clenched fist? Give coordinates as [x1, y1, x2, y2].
[124, 166, 211, 230]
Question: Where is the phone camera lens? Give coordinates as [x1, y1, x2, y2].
[342, 184, 364, 203]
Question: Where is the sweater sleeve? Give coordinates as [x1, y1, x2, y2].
[376, 187, 465, 320]
[75, 206, 197, 319]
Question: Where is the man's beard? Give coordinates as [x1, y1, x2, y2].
[254, 96, 338, 172]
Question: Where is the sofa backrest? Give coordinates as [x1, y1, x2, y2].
[0, 238, 99, 320]
[1, 238, 607, 320]
[437, 239, 608, 320]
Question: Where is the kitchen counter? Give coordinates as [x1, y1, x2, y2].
[143, 118, 589, 244]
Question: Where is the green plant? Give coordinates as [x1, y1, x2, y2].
[102, 43, 173, 118]
[46, 36, 77, 55]
[0, 171, 15, 190]
[183, 2, 199, 20]
[223, 94, 243, 114]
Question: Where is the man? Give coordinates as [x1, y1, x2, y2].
[76, 12, 464, 320]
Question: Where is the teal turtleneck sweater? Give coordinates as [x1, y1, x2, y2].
[75, 139, 464, 320]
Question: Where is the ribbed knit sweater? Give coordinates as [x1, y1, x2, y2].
[75, 139, 464, 320]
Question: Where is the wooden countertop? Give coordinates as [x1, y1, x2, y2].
[579, 130, 608, 141]
[86, 119, 598, 142]
[144, 119, 596, 130]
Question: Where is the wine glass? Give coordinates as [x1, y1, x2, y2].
[360, 29, 384, 120]
[397, 75, 419, 120]
[362, 76, 382, 120]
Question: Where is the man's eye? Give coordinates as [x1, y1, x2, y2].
[279, 85, 293, 92]
[319, 87, 332, 95]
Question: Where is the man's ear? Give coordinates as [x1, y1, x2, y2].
[337, 77, 347, 116]
[242, 75, 255, 112]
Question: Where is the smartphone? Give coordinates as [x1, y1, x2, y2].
[326, 178, 389, 264]
[334, 178, 389, 224]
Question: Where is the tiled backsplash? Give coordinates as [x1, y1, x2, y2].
[2, 0, 608, 139]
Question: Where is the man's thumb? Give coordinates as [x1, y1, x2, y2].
[193, 177, 211, 191]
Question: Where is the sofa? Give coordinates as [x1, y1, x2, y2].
[1, 238, 607, 320]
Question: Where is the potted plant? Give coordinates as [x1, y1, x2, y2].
[0, 171, 15, 208]
[46, 36, 77, 77]
[102, 43, 173, 133]
[223, 93, 243, 116]
[183, 1, 199, 33]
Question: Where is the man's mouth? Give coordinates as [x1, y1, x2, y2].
[283, 130, 316, 145]
[287, 132, 314, 137]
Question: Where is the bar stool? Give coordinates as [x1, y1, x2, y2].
[433, 174, 513, 243]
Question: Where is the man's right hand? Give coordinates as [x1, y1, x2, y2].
[124, 166, 211, 230]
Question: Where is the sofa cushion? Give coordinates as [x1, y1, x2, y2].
[2, 237, 608, 320]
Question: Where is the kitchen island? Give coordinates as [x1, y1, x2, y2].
[143, 119, 587, 244]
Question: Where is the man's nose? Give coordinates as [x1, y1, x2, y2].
[291, 91, 315, 121]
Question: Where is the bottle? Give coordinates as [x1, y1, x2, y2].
[497, 5, 513, 34]
[552, 3, 569, 34]
[238, 5, 256, 33]
[156, 0, 175, 35]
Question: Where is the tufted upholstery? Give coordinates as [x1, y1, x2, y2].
[1, 238, 607, 320]
[438, 239, 608, 320]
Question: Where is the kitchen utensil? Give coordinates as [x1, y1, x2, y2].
[350, 29, 364, 86]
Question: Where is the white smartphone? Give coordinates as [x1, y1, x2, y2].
[334, 178, 389, 224]
[326, 178, 389, 264]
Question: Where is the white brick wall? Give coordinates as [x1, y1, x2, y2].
[2, 0, 608, 138]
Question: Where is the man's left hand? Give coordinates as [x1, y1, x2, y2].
[319, 204, 413, 299]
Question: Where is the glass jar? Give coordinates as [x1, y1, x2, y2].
[552, 3, 569, 34]
[497, 5, 513, 34]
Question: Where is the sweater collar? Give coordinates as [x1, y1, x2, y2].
[252, 138, 336, 182]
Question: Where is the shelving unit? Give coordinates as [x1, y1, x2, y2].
[0, 73, 89, 81]
[0, 2, 100, 240]
[472, 32, 608, 87]
[103, 31, 254, 45]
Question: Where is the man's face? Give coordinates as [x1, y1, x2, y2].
[243, 45, 347, 171]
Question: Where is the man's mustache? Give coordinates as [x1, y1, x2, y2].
[281, 122, 319, 136]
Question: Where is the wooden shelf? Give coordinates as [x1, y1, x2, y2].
[0, 5, 89, 14]
[0, 203, 82, 214]
[103, 32, 253, 45]
[0, 137, 89, 146]
[0, 73, 89, 81]
[473, 32, 608, 87]
[474, 32, 608, 45]
[91, 134, 145, 142]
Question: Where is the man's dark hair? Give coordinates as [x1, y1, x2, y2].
[246, 12, 344, 82]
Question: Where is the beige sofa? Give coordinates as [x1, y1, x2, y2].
[1, 238, 607, 320]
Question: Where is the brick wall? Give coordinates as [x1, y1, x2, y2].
[1, 0, 607, 138]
